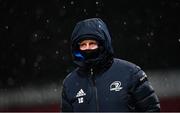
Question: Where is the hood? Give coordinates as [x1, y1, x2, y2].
[71, 18, 114, 68]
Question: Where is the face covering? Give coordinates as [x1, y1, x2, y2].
[80, 48, 100, 60]
[73, 48, 101, 61]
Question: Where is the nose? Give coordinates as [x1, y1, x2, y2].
[86, 44, 91, 49]
[81, 44, 90, 50]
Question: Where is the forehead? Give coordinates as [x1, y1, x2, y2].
[79, 39, 97, 44]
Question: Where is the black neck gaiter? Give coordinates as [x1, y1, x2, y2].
[80, 48, 100, 60]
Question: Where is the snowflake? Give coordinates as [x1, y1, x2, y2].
[96, 1, 99, 5]
[34, 34, 38, 37]
[83, 9, 87, 13]
[56, 51, 59, 55]
[5, 26, 8, 29]
[150, 32, 154, 36]
[136, 36, 140, 40]
[147, 42, 151, 47]
[70, 1, 74, 5]
[46, 19, 50, 23]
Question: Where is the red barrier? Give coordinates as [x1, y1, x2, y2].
[0, 103, 60, 112]
[160, 97, 180, 112]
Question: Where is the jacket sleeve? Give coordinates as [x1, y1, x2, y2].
[130, 70, 160, 112]
[61, 83, 73, 112]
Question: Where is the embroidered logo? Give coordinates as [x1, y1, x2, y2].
[76, 89, 86, 103]
[140, 72, 147, 81]
[78, 97, 84, 104]
[76, 89, 86, 97]
[110, 81, 123, 91]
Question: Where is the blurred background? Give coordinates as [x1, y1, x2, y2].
[0, 0, 180, 112]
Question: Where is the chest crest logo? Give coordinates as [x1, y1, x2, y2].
[110, 81, 123, 91]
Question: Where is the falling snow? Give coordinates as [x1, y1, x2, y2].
[0, 0, 179, 102]
[5, 26, 8, 29]
[136, 36, 140, 40]
[34, 34, 38, 37]
[55, 51, 59, 55]
[34, 62, 39, 67]
[70, 1, 74, 5]
[123, 21, 127, 25]
[150, 32, 154, 36]
[46, 19, 50, 23]
[21, 57, 26, 65]
[54, 88, 57, 92]
[47, 36, 51, 39]
[83, 9, 87, 13]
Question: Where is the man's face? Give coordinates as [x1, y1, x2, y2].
[79, 39, 98, 51]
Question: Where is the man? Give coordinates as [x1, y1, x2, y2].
[61, 18, 160, 112]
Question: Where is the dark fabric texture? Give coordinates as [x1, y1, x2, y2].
[61, 18, 160, 112]
[71, 18, 114, 69]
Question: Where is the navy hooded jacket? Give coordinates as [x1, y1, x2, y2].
[61, 18, 160, 112]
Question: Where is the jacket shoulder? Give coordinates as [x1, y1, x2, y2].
[113, 58, 142, 75]
[62, 68, 78, 86]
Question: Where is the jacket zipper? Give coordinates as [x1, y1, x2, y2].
[90, 68, 99, 111]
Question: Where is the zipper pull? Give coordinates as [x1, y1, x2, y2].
[90, 68, 93, 76]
